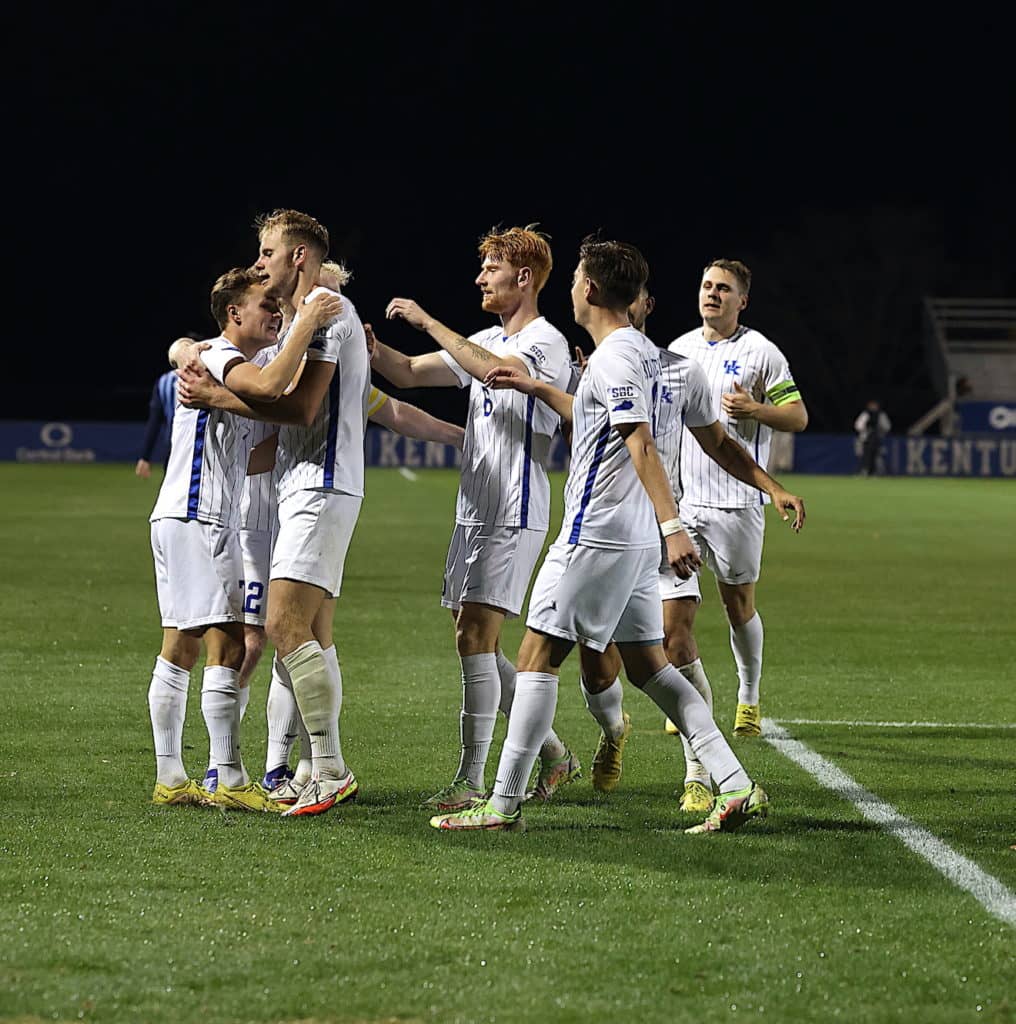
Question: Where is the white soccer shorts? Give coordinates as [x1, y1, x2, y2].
[441, 523, 546, 619]
[239, 528, 271, 627]
[270, 490, 362, 600]
[664, 504, 766, 595]
[150, 518, 243, 631]
[527, 543, 663, 653]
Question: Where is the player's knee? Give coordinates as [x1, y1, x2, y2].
[266, 613, 299, 657]
[455, 617, 496, 656]
[244, 626, 267, 663]
[663, 629, 696, 668]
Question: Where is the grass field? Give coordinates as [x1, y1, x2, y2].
[1, 465, 1014, 1024]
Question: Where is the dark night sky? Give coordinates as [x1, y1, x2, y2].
[12, 5, 1015, 431]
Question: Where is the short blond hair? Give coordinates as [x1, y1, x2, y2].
[478, 224, 553, 293]
[320, 260, 352, 289]
[256, 208, 329, 259]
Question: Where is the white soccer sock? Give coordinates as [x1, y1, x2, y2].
[678, 659, 713, 786]
[581, 676, 626, 739]
[730, 613, 764, 705]
[640, 665, 749, 793]
[148, 657, 190, 787]
[495, 650, 516, 717]
[283, 641, 343, 780]
[238, 684, 251, 721]
[491, 672, 558, 815]
[321, 644, 347, 778]
[455, 653, 499, 789]
[266, 655, 300, 773]
[496, 650, 565, 761]
[201, 666, 248, 789]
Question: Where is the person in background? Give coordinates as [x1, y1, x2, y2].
[135, 336, 198, 477]
[854, 399, 891, 476]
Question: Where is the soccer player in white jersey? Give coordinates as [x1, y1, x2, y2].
[181, 209, 386, 817]
[580, 284, 806, 814]
[148, 267, 336, 810]
[667, 260, 809, 742]
[431, 238, 772, 835]
[369, 226, 580, 812]
[252, 262, 466, 794]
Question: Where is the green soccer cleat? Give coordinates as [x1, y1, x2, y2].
[525, 749, 581, 803]
[678, 780, 715, 814]
[429, 798, 525, 832]
[685, 782, 768, 834]
[422, 779, 486, 812]
[591, 713, 632, 793]
[733, 703, 762, 737]
[664, 717, 681, 735]
[213, 780, 284, 813]
[151, 779, 209, 807]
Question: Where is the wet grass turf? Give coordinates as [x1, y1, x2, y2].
[1, 466, 1013, 1023]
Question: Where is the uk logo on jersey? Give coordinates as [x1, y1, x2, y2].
[660, 386, 673, 405]
[724, 359, 742, 375]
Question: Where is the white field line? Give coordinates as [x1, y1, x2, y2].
[398, 467, 419, 482]
[762, 718, 1016, 929]
[775, 718, 1016, 729]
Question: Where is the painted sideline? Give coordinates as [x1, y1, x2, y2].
[763, 718, 1016, 928]
[775, 718, 1016, 729]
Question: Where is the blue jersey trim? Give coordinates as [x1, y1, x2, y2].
[323, 364, 341, 488]
[568, 420, 611, 544]
[186, 410, 209, 519]
[520, 394, 535, 528]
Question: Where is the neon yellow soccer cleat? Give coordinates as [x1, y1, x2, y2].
[685, 782, 768, 834]
[733, 703, 762, 737]
[213, 781, 284, 813]
[678, 780, 715, 814]
[151, 779, 209, 806]
[430, 799, 525, 832]
[591, 713, 632, 793]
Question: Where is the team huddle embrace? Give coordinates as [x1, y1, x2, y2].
[146, 209, 808, 834]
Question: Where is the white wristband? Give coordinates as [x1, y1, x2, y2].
[659, 517, 685, 537]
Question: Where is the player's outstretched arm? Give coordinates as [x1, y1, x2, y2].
[225, 292, 342, 402]
[689, 421, 806, 531]
[367, 323, 460, 389]
[370, 396, 465, 450]
[385, 298, 529, 384]
[483, 366, 575, 423]
[618, 421, 701, 580]
[722, 384, 809, 432]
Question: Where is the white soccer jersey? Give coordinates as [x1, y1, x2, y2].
[239, 346, 279, 534]
[654, 349, 717, 503]
[560, 326, 661, 551]
[150, 337, 247, 527]
[275, 287, 371, 502]
[669, 326, 801, 508]
[438, 316, 570, 530]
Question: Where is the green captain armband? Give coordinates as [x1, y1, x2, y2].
[767, 380, 801, 407]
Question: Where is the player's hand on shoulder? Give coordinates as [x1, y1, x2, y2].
[305, 291, 343, 328]
[364, 323, 378, 360]
[665, 529, 702, 580]
[177, 362, 216, 408]
[722, 382, 759, 419]
[385, 298, 432, 331]
[770, 488, 806, 532]
[484, 365, 533, 393]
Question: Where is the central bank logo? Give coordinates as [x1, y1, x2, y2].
[989, 405, 1016, 430]
[41, 423, 73, 447]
